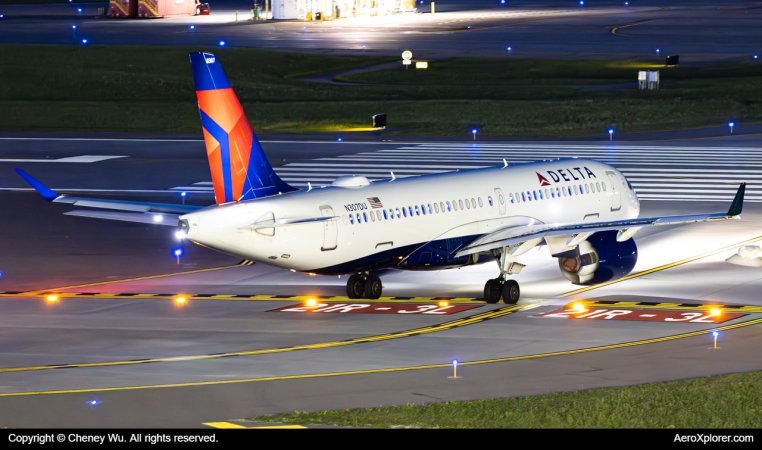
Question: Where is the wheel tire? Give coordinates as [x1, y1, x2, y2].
[483, 279, 502, 304]
[502, 279, 520, 304]
[346, 275, 365, 299]
[364, 275, 382, 299]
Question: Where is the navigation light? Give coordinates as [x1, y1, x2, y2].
[153, 214, 163, 223]
[175, 231, 185, 240]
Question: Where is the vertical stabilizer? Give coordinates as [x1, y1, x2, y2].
[189, 52, 296, 204]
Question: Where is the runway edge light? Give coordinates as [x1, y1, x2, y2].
[175, 296, 187, 305]
[46, 294, 59, 303]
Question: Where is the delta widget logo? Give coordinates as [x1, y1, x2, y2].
[536, 173, 552, 186]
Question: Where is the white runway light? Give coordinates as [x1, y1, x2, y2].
[153, 215, 163, 223]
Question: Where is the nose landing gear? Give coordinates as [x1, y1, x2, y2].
[346, 273, 382, 299]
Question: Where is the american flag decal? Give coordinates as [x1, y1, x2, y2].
[367, 197, 383, 209]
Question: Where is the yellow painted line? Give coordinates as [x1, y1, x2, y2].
[204, 422, 306, 429]
[610, 19, 662, 37]
[9, 260, 253, 296]
[0, 304, 524, 374]
[2, 317, 759, 398]
[558, 235, 762, 298]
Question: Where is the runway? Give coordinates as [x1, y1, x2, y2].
[2, 134, 762, 426]
[1, 0, 761, 61]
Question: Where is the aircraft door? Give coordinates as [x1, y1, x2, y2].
[319, 205, 338, 251]
[494, 188, 506, 215]
[606, 171, 622, 211]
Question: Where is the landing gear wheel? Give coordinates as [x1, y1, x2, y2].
[346, 274, 365, 299]
[483, 279, 502, 304]
[364, 275, 382, 299]
[502, 279, 520, 304]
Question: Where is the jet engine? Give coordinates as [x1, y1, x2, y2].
[558, 230, 638, 285]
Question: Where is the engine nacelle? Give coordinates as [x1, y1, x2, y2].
[558, 230, 638, 285]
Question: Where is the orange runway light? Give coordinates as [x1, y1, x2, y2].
[45, 294, 59, 303]
[710, 308, 722, 316]
[305, 299, 317, 306]
[438, 301, 449, 307]
[175, 296, 187, 305]
[572, 303, 586, 312]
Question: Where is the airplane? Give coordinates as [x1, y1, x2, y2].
[16, 52, 746, 304]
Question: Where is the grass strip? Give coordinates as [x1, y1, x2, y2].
[3, 44, 762, 136]
[250, 371, 762, 428]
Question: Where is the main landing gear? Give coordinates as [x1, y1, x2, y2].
[483, 277, 520, 304]
[346, 274, 382, 299]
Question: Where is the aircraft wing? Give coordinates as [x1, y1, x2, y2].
[455, 183, 745, 257]
[16, 169, 203, 219]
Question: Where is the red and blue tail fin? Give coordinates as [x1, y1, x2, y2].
[189, 52, 296, 204]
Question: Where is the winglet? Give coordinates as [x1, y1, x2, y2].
[727, 182, 745, 216]
[15, 169, 60, 201]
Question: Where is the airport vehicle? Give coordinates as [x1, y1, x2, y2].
[16, 52, 745, 304]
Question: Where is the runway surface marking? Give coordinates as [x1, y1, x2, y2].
[1, 260, 255, 296]
[2, 316, 759, 398]
[534, 307, 746, 323]
[269, 302, 481, 314]
[610, 19, 663, 37]
[264, 143, 762, 202]
[0, 304, 526, 374]
[559, 234, 762, 298]
[0, 155, 126, 163]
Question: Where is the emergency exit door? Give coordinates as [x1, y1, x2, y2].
[494, 188, 506, 215]
[320, 205, 337, 251]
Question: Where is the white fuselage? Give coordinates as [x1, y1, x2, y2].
[180, 159, 639, 274]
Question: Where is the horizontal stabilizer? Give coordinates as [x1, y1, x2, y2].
[240, 216, 339, 230]
[64, 210, 180, 226]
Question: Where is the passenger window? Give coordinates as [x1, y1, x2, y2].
[434, 203, 440, 213]
[396, 208, 401, 218]
[427, 204, 432, 214]
[579, 184, 583, 194]
[350, 214, 354, 224]
[521, 192, 526, 202]
[463, 200, 468, 210]
[402, 207, 407, 218]
[556, 187, 561, 198]
[383, 210, 388, 220]
[408, 206, 413, 216]
[602, 183, 606, 192]
[447, 201, 452, 212]
[596, 182, 601, 192]
[488, 196, 493, 206]
[440, 202, 445, 212]
[509, 193, 514, 204]
[478, 197, 483, 207]
[370, 211, 375, 222]
[568, 187, 572, 196]
[452, 200, 458, 211]
[459, 200, 465, 210]
[377, 210, 382, 221]
[357, 213, 362, 223]
[550, 189, 555, 198]
[533, 191, 538, 201]
[471, 198, 476, 208]
[544, 189, 549, 199]
[363, 212, 368, 222]
[584, 184, 589, 194]
[415, 205, 420, 216]
[539, 190, 543, 200]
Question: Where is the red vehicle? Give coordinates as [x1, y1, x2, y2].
[196, 2, 210, 15]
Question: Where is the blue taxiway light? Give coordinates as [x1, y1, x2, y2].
[219, 40, 226, 46]
[173, 248, 183, 257]
[472, 129, 477, 135]
[71, 24, 77, 29]
[579, 0, 584, 5]
[452, 359, 458, 365]
[81, 39, 88, 44]
[501, 0, 505, 3]
[88, 399, 98, 405]
[713, 331, 719, 338]
[506, 46, 512, 51]
[180, 192, 187, 197]
[609, 129, 614, 134]
[729, 122, 735, 127]
[656, 48, 660, 53]
[77, 8, 83, 12]
[337, 138, 342, 142]
[190, 25, 195, 30]
[755, 55, 759, 60]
